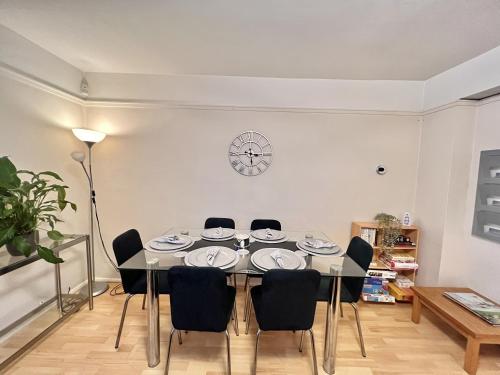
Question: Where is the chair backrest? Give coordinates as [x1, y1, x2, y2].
[250, 219, 282, 231]
[343, 236, 374, 302]
[168, 266, 234, 332]
[204, 217, 235, 229]
[258, 269, 320, 331]
[112, 229, 145, 293]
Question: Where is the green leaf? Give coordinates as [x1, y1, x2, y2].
[12, 235, 33, 257]
[0, 157, 21, 189]
[47, 230, 64, 241]
[37, 245, 64, 264]
[39, 171, 63, 181]
[69, 202, 77, 211]
[0, 226, 16, 247]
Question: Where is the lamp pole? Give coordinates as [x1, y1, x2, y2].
[86, 141, 108, 296]
[71, 128, 109, 297]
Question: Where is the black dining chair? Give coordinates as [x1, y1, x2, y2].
[250, 219, 282, 231]
[248, 269, 321, 375]
[165, 266, 236, 375]
[204, 217, 235, 229]
[315, 236, 373, 357]
[112, 229, 171, 349]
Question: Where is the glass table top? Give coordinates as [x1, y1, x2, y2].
[0, 234, 87, 276]
[119, 228, 366, 278]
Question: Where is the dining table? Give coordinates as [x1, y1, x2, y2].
[118, 228, 367, 375]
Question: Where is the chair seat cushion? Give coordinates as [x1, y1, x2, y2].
[126, 271, 170, 295]
[316, 277, 356, 303]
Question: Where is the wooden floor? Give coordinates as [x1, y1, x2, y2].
[4, 283, 500, 375]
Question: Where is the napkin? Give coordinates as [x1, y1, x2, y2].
[207, 248, 220, 266]
[155, 235, 186, 245]
[304, 239, 336, 249]
[270, 250, 285, 268]
[210, 227, 224, 238]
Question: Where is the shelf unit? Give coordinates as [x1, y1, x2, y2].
[351, 221, 420, 302]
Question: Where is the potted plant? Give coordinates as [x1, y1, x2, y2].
[0, 156, 77, 263]
[374, 212, 401, 253]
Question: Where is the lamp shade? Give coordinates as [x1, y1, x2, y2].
[72, 128, 106, 144]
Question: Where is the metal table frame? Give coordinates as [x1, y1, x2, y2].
[120, 229, 365, 374]
[0, 234, 93, 370]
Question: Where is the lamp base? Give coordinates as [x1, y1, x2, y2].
[81, 281, 109, 297]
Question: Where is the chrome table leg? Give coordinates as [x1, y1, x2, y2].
[323, 276, 342, 374]
[85, 235, 93, 310]
[54, 251, 63, 317]
[147, 259, 160, 367]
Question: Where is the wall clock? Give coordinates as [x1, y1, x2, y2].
[228, 131, 273, 176]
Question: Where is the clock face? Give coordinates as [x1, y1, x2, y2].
[228, 131, 272, 176]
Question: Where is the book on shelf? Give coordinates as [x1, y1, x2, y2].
[364, 277, 388, 285]
[366, 269, 398, 279]
[362, 293, 395, 303]
[444, 292, 500, 326]
[360, 228, 377, 247]
[379, 252, 419, 270]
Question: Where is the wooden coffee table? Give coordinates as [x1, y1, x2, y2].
[412, 287, 500, 375]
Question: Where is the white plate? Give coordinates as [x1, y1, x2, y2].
[251, 251, 307, 272]
[251, 229, 286, 241]
[251, 248, 301, 271]
[201, 234, 235, 242]
[201, 227, 236, 240]
[185, 249, 240, 270]
[186, 246, 236, 268]
[145, 235, 194, 253]
[252, 236, 288, 244]
[296, 241, 341, 257]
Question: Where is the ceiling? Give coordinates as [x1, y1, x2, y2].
[1, 0, 500, 80]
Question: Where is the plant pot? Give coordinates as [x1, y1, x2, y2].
[6, 231, 39, 257]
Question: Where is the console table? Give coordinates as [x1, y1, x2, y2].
[411, 286, 500, 375]
[0, 234, 93, 370]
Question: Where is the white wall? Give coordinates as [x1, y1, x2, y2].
[463, 97, 500, 302]
[414, 103, 476, 286]
[86, 73, 424, 112]
[424, 45, 500, 110]
[87, 105, 421, 278]
[0, 25, 82, 95]
[0, 74, 88, 330]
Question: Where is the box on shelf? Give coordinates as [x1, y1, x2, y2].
[395, 275, 415, 289]
[366, 269, 398, 279]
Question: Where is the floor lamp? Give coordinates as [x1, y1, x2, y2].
[71, 128, 109, 297]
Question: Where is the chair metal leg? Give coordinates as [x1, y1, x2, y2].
[244, 275, 249, 291]
[232, 303, 240, 336]
[340, 302, 344, 318]
[164, 328, 175, 375]
[115, 294, 134, 349]
[351, 303, 366, 357]
[244, 281, 251, 322]
[225, 330, 232, 375]
[253, 329, 261, 375]
[142, 294, 146, 310]
[309, 329, 319, 375]
[299, 330, 305, 352]
[177, 330, 183, 345]
[245, 298, 253, 334]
